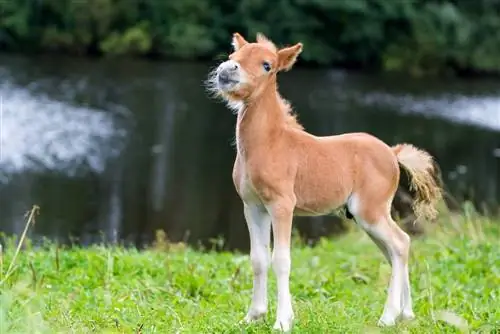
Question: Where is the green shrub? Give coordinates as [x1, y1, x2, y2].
[100, 22, 152, 56]
[1, 0, 499, 75]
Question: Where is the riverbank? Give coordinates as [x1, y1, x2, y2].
[2, 0, 500, 77]
[1, 211, 498, 333]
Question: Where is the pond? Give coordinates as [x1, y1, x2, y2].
[0, 54, 499, 250]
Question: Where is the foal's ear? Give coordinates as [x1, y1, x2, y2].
[277, 43, 303, 71]
[232, 32, 248, 52]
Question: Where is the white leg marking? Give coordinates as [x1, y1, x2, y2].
[266, 201, 295, 332]
[243, 203, 271, 323]
[356, 216, 408, 326]
[272, 244, 294, 331]
[366, 232, 414, 321]
[401, 262, 415, 320]
[378, 245, 405, 327]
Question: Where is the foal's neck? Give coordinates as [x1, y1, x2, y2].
[235, 83, 287, 156]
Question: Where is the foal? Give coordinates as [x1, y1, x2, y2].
[207, 33, 442, 332]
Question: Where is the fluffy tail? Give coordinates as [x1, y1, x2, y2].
[392, 144, 443, 221]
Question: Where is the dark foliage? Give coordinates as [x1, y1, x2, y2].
[1, 0, 500, 75]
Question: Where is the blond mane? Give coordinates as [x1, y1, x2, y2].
[278, 95, 304, 130]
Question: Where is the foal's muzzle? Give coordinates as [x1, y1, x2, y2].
[216, 60, 241, 89]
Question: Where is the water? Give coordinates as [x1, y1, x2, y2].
[0, 54, 499, 250]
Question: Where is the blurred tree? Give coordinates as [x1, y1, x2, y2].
[1, 0, 499, 75]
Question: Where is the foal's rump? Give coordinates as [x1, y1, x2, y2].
[291, 130, 441, 222]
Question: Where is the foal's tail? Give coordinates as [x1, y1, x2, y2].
[392, 144, 443, 221]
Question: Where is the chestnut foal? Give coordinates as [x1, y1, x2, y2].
[207, 33, 442, 332]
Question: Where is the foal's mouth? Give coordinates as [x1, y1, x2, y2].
[218, 72, 239, 83]
[217, 76, 240, 90]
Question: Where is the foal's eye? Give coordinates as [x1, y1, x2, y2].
[262, 62, 271, 72]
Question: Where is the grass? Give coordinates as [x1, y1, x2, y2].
[0, 207, 499, 333]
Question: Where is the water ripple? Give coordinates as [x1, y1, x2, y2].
[359, 92, 500, 131]
[0, 82, 128, 182]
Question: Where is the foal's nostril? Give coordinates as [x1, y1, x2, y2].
[232, 64, 238, 71]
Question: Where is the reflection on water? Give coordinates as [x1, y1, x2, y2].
[0, 54, 499, 250]
[359, 93, 500, 131]
[0, 82, 127, 178]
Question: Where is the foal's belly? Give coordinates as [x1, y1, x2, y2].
[293, 186, 351, 217]
[293, 199, 348, 217]
[292, 166, 352, 215]
[293, 207, 342, 217]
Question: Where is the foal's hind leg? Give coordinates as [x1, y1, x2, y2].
[349, 196, 412, 326]
[364, 221, 415, 322]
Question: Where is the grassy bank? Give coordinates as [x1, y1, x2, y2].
[1, 211, 499, 333]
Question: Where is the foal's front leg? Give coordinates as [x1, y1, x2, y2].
[243, 203, 272, 322]
[267, 200, 295, 332]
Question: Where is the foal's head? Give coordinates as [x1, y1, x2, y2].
[208, 33, 303, 104]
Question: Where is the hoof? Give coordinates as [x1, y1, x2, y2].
[400, 310, 416, 321]
[273, 320, 292, 332]
[272, 314, 294, 332]
[378, 315, 397, 327]
[243, 308, 267, 323]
